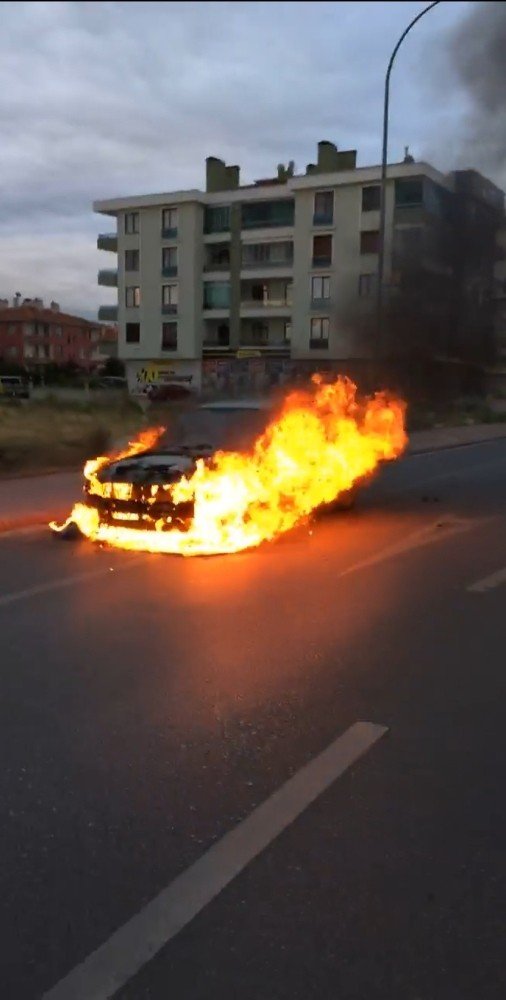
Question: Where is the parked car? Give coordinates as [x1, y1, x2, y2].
[0, 375, 30, 400]
[146, 381, 193, 402]
[94, 376, 127, 390]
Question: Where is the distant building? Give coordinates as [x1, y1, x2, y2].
[91, 324, 119, 366]
[93, 141, 506, 393]
[0, 298, 109, 370]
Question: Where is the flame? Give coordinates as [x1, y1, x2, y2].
[51, 377, 407, 556]
[84, 425, 165, 497]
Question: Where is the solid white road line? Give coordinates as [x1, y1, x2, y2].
[42, 721, 387, 1000]
[467, 566, 506, 593]
[0, 558, 145, 609]
[337, 517, 482, 580]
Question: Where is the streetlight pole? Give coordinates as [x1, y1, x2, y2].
[376, 0, 441, 353]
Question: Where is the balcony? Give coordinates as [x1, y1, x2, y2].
[204, 243, 231, 272]
[203, 320, 231, 350]
[239, 319, 290, 351]
[309, 338, 329, 350]
[241, 200, 295, 230]
[310, 297, 332, 310]
[97, 233, 118, 252]
[98, 269, 118, 287]
[313, 211, 333, 226]
[162, 266, 178, 278]
[161, 227, 178, 240]
[98, 305, 118, 321]
[312, 256, 332, 268]
[162, 304, 178, 315]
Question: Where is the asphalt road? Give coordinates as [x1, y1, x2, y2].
[1, 439, 505, 1000]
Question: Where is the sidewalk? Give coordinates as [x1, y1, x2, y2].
[0, 423, 505, 533]
[408, 421, 506, 454]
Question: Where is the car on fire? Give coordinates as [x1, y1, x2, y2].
[54, 398, 356, 540]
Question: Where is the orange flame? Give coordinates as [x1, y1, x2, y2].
[52, 377, 407, 555]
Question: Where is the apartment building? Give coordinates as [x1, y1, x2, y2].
[0, 297, 113, 370]
[95, 141, 505, 394]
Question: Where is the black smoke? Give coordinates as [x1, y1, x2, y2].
[450, 1, 506, 174]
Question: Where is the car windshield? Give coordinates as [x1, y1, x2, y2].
[160, 405, 272, 454]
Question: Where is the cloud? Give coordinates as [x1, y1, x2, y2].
[0, 0, 472, 316]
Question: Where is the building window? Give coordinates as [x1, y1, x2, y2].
[125, 322, 140, 343]
[162, 246, 178, 275]
[125, 286, 140, 308]
[161, 322, 177, 351]
[362, 186, 380, 212]
[283, 321, 292, 343]
[162, 207, 178, 233]
[285, 282, 293, 305]
[359, 273, 377, 297]
[125, 249, 139, 271]
[241, 199, 295, 229]
[204, 205, 231, 234]
[310, 317, 329, 349]
[124, 212, 139, 235]
[360, 230, 380, 255]
[242, 241, 293, 267]
[312, 234, 332, 267]
[55, 325, 63, 336]
[311, 275, 330, 301]
[395, 178, 423, 207]
[204, 243, 230, 270]
[7, 323, 16, 334]
[203, 281, 230, 309]
[162, 284, 178, 313]
[313, 191, 334, 225]
[23, 322, 34, 335]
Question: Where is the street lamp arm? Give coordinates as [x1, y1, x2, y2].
[376, 1, 442, 348]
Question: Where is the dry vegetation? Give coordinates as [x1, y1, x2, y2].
[0, 398, 145, 475]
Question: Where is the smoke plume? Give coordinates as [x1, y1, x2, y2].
[449, 1, 506, 177]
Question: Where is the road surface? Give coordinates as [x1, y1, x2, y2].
[1, 439, 505, 999]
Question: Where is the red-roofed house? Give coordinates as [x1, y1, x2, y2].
[0, 298, 116, 370]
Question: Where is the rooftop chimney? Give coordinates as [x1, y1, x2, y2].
[50, 300, 60, 311]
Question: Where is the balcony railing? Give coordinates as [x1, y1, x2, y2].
[98, 305, 118, 321]
[312, 212, 333, 226]
[98, 269, 118, 287]
[162, 266, 178, 278]
[240, 298, 291, 309]
[310, 297, 331, 309]
[241, 258, 293, 270]
[161, 227, 178, 239]
[97, 233, 118, 252]
[309, 338, 329, 350]
[203, 334, 230, 348]
[162, 304, 178, 315]
[311, 256, 332, 268]
[203, 260, 230, 272]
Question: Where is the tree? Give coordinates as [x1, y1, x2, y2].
[102, 356, 125, 377]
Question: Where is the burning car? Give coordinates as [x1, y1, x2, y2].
[54, 400, 277, 538]
[51, 377, 407, 556]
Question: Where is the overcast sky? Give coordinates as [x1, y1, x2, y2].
[0, 0, 495, 317]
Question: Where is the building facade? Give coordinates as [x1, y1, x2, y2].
[94, 141, 505, 394]
[0, 298, 116, 371]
